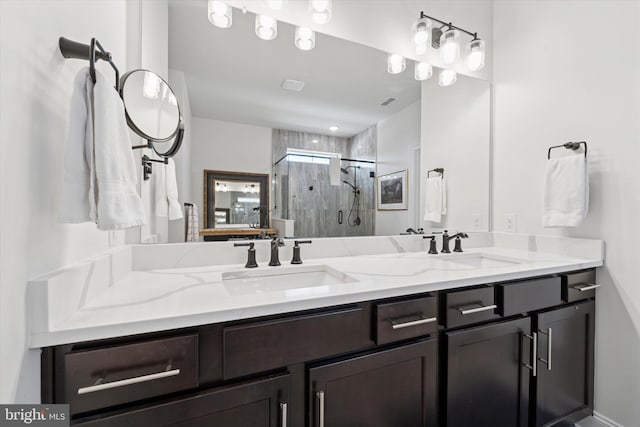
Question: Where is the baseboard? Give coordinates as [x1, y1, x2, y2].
[593, 411, 624, 427]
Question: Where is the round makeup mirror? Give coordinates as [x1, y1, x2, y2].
[120, 69, 183, 157]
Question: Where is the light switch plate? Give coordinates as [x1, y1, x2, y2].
[504, 214, 518, 233]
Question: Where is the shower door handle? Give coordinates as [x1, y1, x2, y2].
[338, 210, 343, 224]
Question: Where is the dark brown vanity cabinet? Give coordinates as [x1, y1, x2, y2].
[308, 339, 438, 427]
[42, 269, 597, 427]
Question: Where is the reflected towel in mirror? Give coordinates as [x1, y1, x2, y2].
[424, 176, 447, 223]
[154, 157, 183, 220]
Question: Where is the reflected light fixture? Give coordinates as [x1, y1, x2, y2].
[413, 17, 432, 55]
[329, 125, 339, 132]
[208, 0, 232, 28]
[255, 14, 277, 40]
[414, 62, 433, 81]
[417, 11, 486, 72]
[309, 0, 332, 24]
[295, 26, 316, 50]
[387, 53, 406, 74]
[439, 69, 457, 87]
[266, 0, 286, 10]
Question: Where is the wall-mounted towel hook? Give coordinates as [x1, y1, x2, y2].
[427, 168, 445, 179]
[547, 141, 587, 159]
[59, 37, 120, 90]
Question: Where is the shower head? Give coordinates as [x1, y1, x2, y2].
[340, 168, 350, 175]
[342, 180, 357, 190]
[341, 165, 360, 175]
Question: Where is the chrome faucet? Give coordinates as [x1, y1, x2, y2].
[269, 236, 285, 266]
[441, 230, 469, 253]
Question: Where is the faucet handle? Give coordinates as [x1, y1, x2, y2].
[233, 242, 258, 268]
[291, 240, 312, 264]
[423, 235, 438, 254]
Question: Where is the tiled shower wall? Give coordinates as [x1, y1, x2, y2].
[272, 128, 377, 238]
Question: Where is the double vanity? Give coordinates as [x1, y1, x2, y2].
[30, 233, 603, 426]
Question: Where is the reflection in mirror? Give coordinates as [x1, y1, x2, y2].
[166, 2, 491, 240]
[203, 170, 270, 234]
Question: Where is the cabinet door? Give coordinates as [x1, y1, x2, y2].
[308, 338, 437, 427]
[445, 317, 532, 427]
[74, 374, 289, 427]
[534, 301, 595, 427]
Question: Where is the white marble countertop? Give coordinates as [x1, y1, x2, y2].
[28, 234, 604, 348]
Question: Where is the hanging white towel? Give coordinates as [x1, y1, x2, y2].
[59, 67, 146, 230]
[424, 176, 447, 223]
[154, 157, 183, 220]
[542, 153, 589, 227]
[185, 203, 199, 242]
[59, 68, 93, 223]
[329, 157, 341, 186]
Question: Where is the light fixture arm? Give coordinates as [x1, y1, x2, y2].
[419, 11, 478, 39]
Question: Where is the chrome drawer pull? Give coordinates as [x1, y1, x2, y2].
[523, 332, 538, 377]
[317, 391, 325, 427]
[459, 304, 497, 315]
[574, 284, 600, 292]
[391, 316, 437, 330]
[77, 368, 181, 395]
[280, 402, 288, 427]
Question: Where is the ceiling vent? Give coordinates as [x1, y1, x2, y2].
[281, 79, 305, 92]
[380, 97, 396, 106]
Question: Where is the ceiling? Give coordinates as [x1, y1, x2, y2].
[168, 1, 421, 138]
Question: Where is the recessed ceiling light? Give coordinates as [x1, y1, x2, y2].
[329, 126, 339, 132]
[312, 139, 319, 143]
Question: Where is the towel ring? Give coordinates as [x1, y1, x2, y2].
[427, 168, 445, 179]
[547, 141, 587, 159]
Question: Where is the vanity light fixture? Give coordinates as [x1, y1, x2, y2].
[295, 26, 316, 50]
[414, 62, 433, 81]
[439, 69, 457, 87]
[208, 0, 232, 29]
[413, 17, 432, 56]
[266, 0, 286, 10]
[309, 0, 332, 24]
[255, 14, 278, 40]
[418, 11, 485, 71]
[387, 53, 406, 74]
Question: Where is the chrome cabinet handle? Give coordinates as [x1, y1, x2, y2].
[538, 328, 553, 370]
[524, 332, 538, 377]
[391, 316, 437, 330]
[459, 304, 497, 315]
[317, 391, 325, 427]
[280, 402, 288, 427]
[77, 368, 180, 395]
[574, 283, 600, 292]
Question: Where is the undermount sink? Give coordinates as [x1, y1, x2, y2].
[439, 253, 526, 269]
[222, 265, 357, 295]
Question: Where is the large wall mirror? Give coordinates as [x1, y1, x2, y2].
[164, 1, 491, 240]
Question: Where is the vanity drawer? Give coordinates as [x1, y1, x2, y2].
[63, 334, 199, 415]
[223, 304, 372, 379]
[375, 295, 438, 345]
[443, 287, 499, 328]
[562, 269, 598, 302]
[498, 277, 562, 316]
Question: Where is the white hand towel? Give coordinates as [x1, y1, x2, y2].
[543, 154, 589, 227]
[424, 176, 447, 223]
[58, 69, 93, 223]
[329, 157, 341, 186]
[92, 70, 146, 230]
[155, 157, 183, 220]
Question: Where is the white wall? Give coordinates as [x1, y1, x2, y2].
[191, 117, 272, 232]
[376, 101, 421, 235]
[0, 0, 129, 403]
[227, 0, 494, 81]
[420, 75, 491, 232]
[493, 2, 640, 425]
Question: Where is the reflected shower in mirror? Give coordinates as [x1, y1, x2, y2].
[162, 1, 490, 240]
